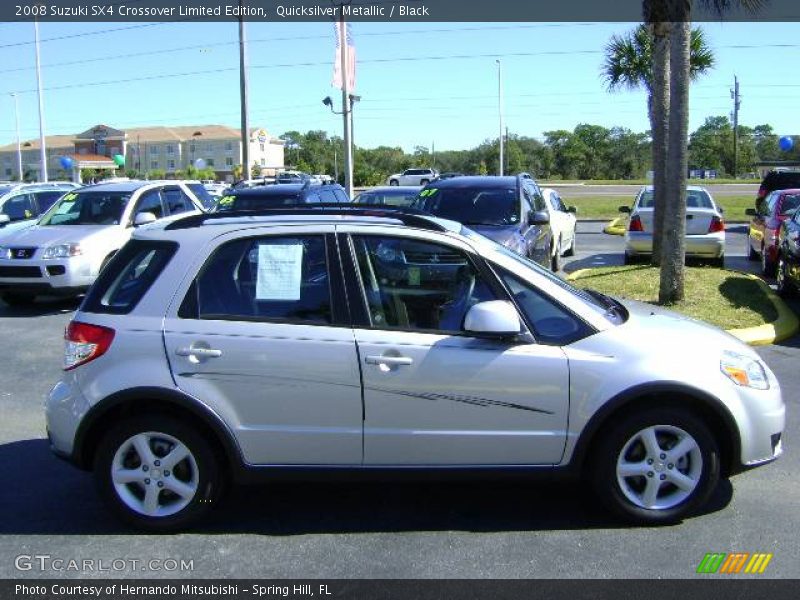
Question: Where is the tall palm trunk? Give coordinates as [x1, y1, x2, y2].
[659, 12, 691, 304]
[650, 21, 670, 266]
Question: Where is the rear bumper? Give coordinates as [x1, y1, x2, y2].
[626, 232, 725, 258]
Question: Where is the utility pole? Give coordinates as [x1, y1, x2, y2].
[238, 0, 251, 179]
[505, 126, 509, 174]
[34, 20, 47, 182]
[496, 59, 504, 176]
[431, 140, 435, 168]
[730, 75, 740, 179]
[10, 93, 22, 182]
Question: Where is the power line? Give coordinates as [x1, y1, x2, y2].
[0, 22, 169, 49]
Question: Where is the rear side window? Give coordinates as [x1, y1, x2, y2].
[82, 240, 178, 315]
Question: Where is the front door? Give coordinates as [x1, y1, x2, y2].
[346, 233, 570, 465]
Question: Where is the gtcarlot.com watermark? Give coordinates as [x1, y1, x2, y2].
[15, 554, 194, 573]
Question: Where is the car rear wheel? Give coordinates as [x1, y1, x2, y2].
[590, 407, 720, 524]
[776, 254, 795, 297]
[551, 240, 561, 272]
[747, 238, 758, 261]
[94, 415, 224, 532]
[2, 293, 35, 306]
[761, 244, 776, 277]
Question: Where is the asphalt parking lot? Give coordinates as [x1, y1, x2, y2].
[0, 223, 797, 579]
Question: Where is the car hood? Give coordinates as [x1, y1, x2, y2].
[468, 225, 522, 249]
[0, 219, 38, 238]
[0, 224, 125, 251]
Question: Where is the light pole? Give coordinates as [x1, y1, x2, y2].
[34, 20, 48, 182]
[323, 94, 358, 190]
[338, 15, 353, 197]
[496, 59, 504, 177]
[10, 93, 22, 182]
[238, 1, 251, 179]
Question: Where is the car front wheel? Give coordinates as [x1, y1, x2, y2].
[94, 415, 224, 531]
[776, 254, 795, 297]
[590, 407, 720, 524]
[389, 180, 399, 186]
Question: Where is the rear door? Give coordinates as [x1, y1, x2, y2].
[163, 226, 363, 465]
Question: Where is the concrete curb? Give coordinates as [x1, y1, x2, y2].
[603, 217, 626, 236]
[566, 268, 799, 346]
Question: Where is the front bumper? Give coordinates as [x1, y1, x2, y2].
[626, 232, 725, 258]
[0, 255, 96, 295]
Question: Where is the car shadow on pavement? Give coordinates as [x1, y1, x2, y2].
[0, 439, 733, 536]
[0, 297, 81, 318]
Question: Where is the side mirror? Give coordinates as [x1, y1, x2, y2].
[618, 206, 632, 214]
[133, 211, 157, 227]
[464, 301, 521, 337]
[0, 215, 9, 226]
[567, 206, 577, 214]
[528, 210, 550, 226]
[745, 208, 756, 217]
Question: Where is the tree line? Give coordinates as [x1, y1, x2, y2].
[279, 118, 794, 187]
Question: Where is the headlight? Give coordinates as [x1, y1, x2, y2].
[0, 246, 8, 259]
[720, 350, 769, 390]
[42, 243, 82, 259]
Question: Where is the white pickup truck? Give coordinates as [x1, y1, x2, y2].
[387, 168, 438, 186]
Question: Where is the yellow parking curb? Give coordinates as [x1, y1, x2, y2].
[726, 271, 799, 346]
[566, 268, 799, 346]
[603, 217, 627, 236]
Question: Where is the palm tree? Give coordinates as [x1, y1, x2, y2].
[657, 0, 762, 304]
[602, 22, 713, 266]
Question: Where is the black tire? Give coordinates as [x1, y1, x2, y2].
[761, 245, 776, 277]
[94, 415, 225, 532]
[776, 254, 795, 298]
[589, 407, 720, 525]
[710, 254, 725, 269]
[747, 238, 758, 261]
[551, 241, 561, 272]
[419, 179, 430, 186]
[623, 252, 636, 265]
[564, 232, 576, 257]
[389, 179, 399, 186]
[2, 293, 35, 306]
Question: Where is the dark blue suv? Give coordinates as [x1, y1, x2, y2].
[412, 175, 554, 270]
[216, 183, 349, 212]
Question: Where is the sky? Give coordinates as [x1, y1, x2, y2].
[0, 20, 798, 152]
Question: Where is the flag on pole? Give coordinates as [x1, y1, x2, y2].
[332, 21, 356, 91]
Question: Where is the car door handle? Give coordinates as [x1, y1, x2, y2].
[365, 355, 413, 367]
[176, 347, 222, 359]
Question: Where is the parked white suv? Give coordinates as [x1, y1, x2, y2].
[387, 168, 438, 187]
[45, 206, 783, 531]
[0, 180, 204, 304]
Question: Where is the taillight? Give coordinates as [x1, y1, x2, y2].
[64, 321, 115, 371]
[708, 216, 725, 233]
[629, 215, 644, 232]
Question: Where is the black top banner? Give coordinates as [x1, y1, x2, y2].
[4, 0, 800, 23]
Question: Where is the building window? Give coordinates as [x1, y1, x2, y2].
[260, 158, 265, 166]
[225, 142, 233, 152]
[4, 169, 11, 177]
[167, 160, 176, 170]
[205, 143, 214, 152]
[151, 146, 159, 155]
[259, 143, 265, 152]
[166, 145, 175, 155]
[2, 156, 10, 165]
[150, 160, 158, 169]
[189, 144, 195, 153]
[206, 158, 214, 167]
[225, 157, 233, 167]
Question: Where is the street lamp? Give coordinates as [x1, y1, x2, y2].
[9, 93, 22, 182]
[323, 94, 360, 191]
[496, 59, 504, 177]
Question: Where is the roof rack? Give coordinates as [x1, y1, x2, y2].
[164, 204, 449, 232]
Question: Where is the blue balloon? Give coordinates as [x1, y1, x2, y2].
[59, 156, 74, 170]
[779, 136, 794, 152]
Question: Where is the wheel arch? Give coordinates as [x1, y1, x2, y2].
[570, 382, 742, 477]
[72, 387, 244, 476]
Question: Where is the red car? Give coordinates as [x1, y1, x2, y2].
[746, 188, 800, 275]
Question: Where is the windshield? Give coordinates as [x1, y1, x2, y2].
[39, 191, 131, 226]
[355, 191, 418, 207]
[638, 189, 713, 209]
[214, 193, 301, 212]
[186, 183, 215, 209]
[779, 193, 800, 215]
[413, 186, 519, 226]
[461, 227, 622, 324]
